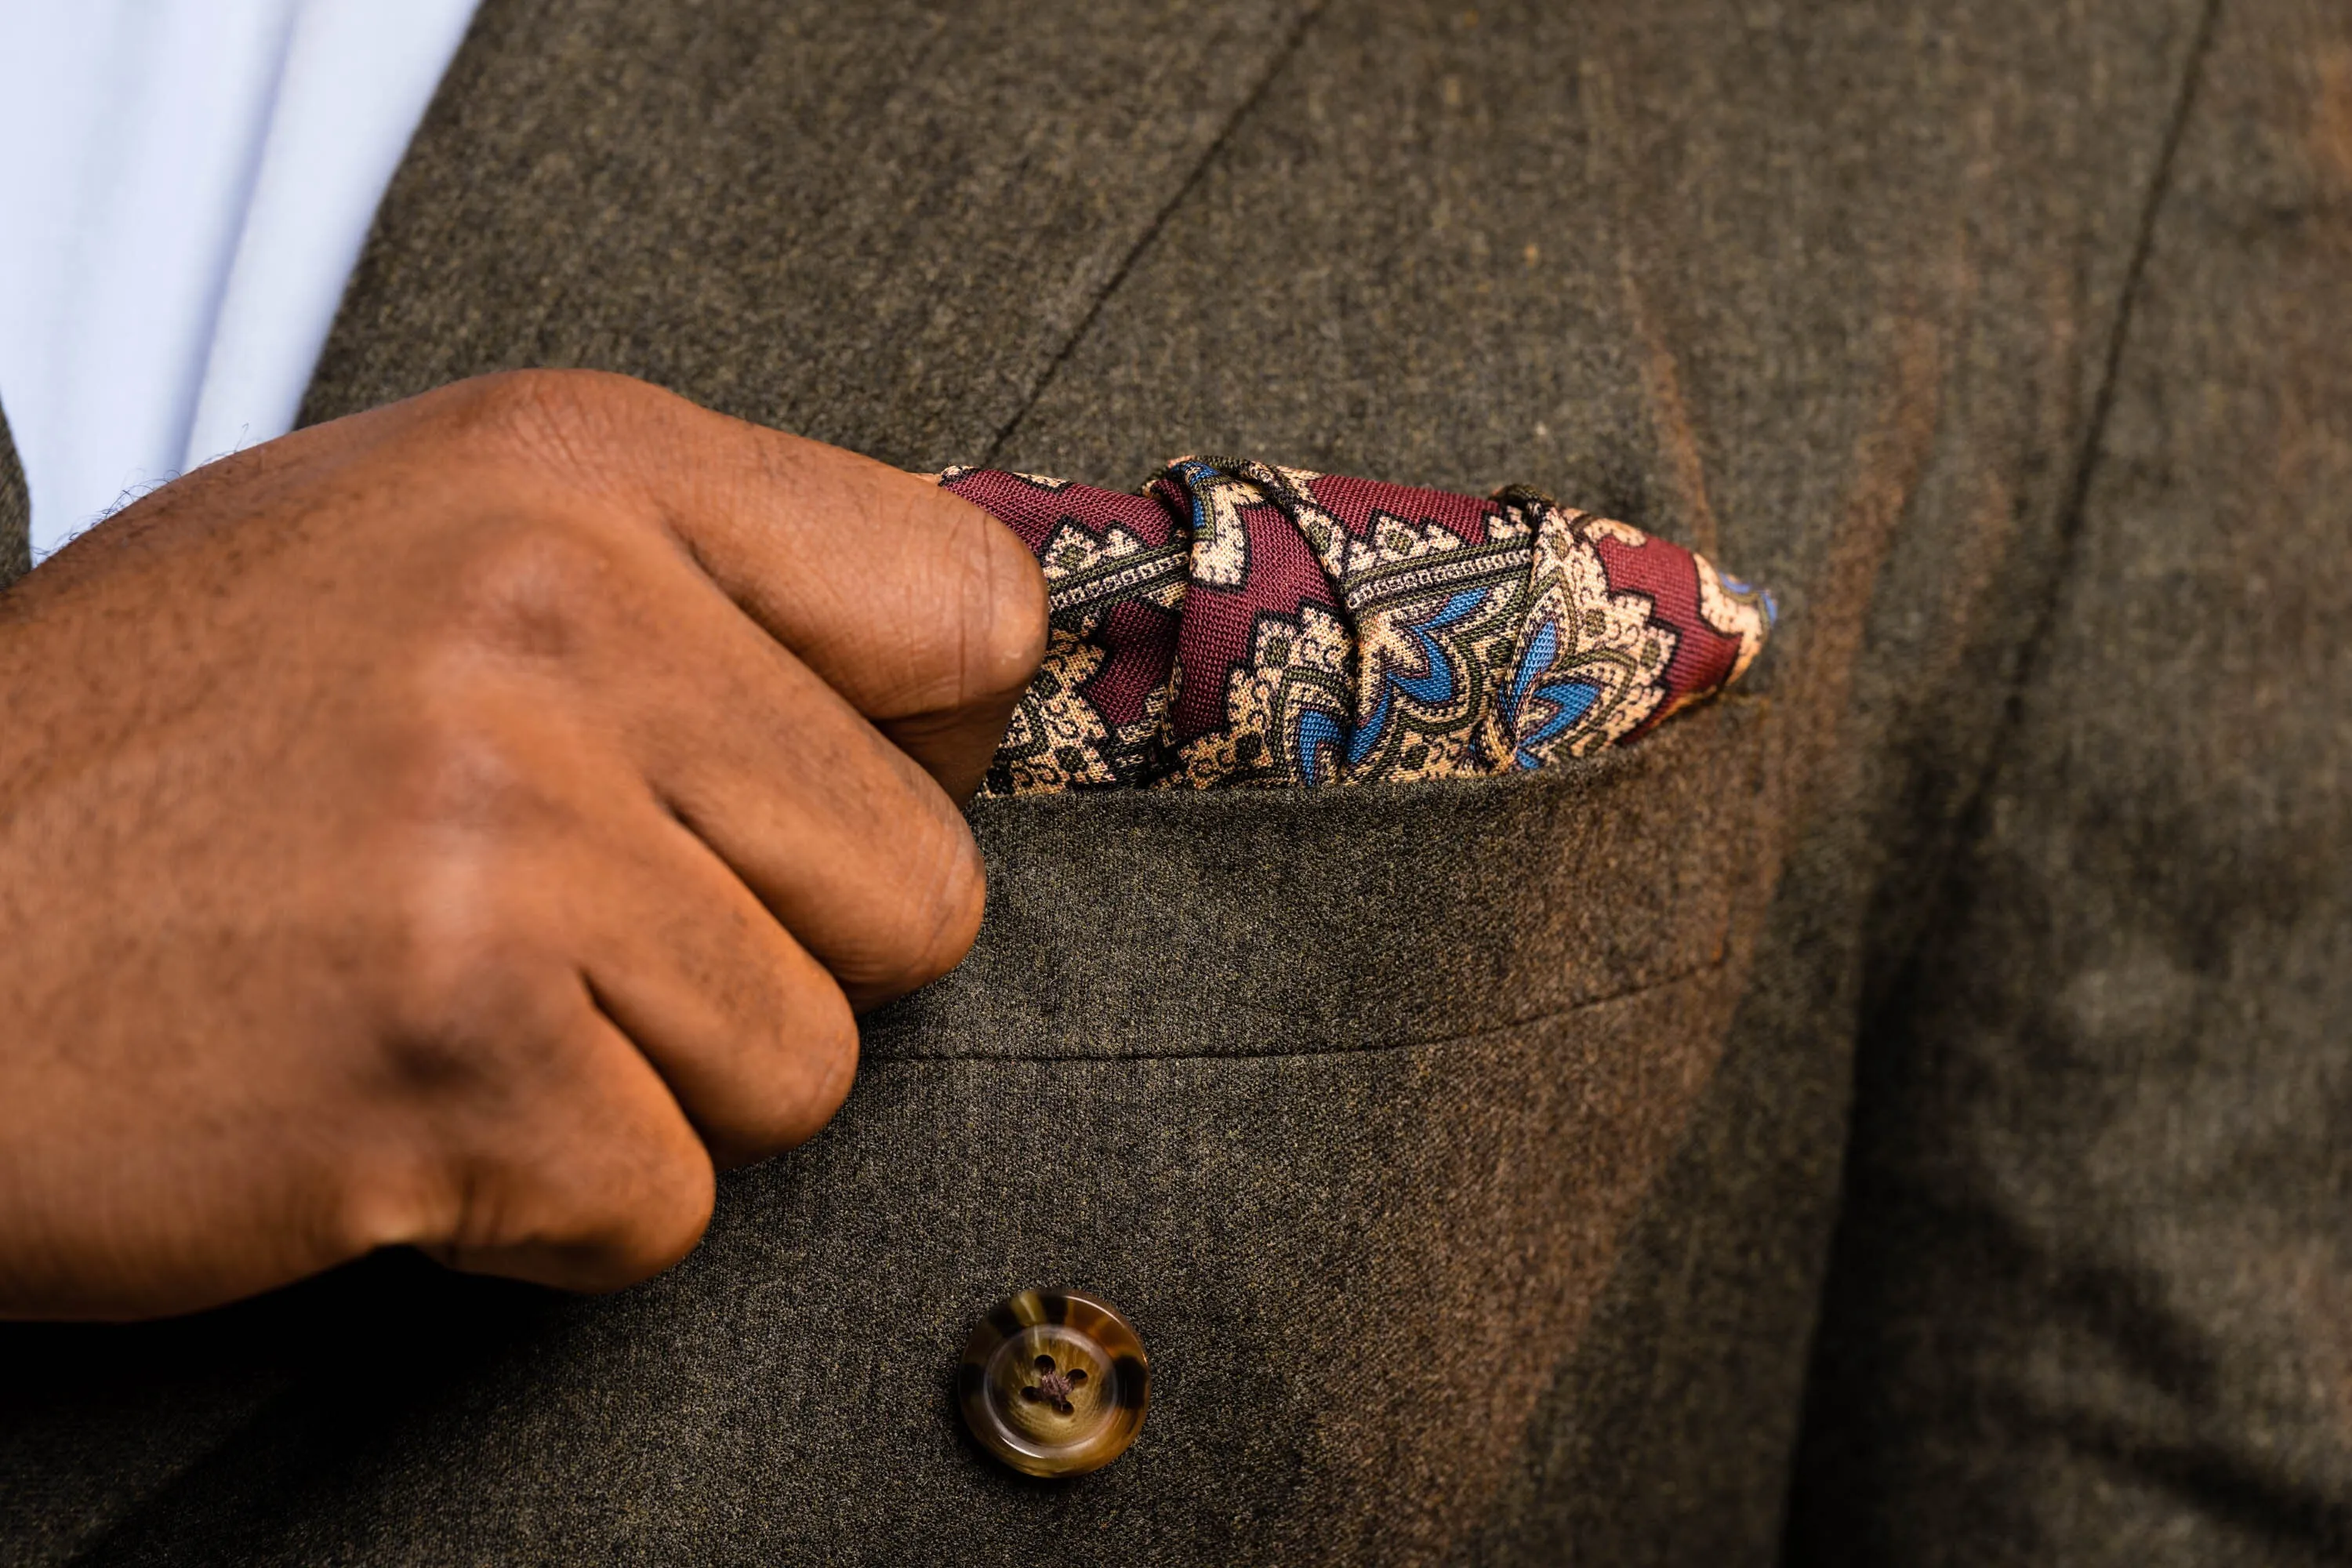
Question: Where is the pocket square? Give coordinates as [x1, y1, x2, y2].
[942, 458, 1773, 795]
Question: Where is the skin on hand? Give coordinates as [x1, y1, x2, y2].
[0, 371, 1047, 1321]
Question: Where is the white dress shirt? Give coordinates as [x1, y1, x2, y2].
[0, 0, 481, 561]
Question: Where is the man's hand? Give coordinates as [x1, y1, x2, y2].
[0, 372, 1047, 1320]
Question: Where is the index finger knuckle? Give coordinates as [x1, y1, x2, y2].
[425, 369, 670, 488]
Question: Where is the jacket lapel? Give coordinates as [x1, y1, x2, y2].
[0, 400, 25, 590]
[299, 0, 1321, 469]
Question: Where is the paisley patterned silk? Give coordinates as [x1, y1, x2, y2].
[942, 459, 1774, 796]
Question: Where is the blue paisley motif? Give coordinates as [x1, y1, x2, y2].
[1502, 618, 1602, 769]
[1717, 573, 1780, 628]
[1296, 707, 1348, 787]
[1293, 587, 1487, 784]
[1348, 587, 1486, 763]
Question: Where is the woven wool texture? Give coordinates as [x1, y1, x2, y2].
[943, 459, 1773, 794]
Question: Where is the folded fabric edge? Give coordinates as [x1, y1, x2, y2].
[935, 458, 1773, 797]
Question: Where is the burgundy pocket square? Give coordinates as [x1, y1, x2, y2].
[942, 457, 1773, 795]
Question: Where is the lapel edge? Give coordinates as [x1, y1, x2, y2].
[0, 398, 29, 591]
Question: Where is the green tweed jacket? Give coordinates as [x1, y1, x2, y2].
[3, 1, 2347, 1563]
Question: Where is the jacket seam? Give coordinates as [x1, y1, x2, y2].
[1857, 0, 2224, 1034]
[865, 951, 1726, 1066]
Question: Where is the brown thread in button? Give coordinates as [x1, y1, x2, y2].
[1019, 1353, 1088, 1414]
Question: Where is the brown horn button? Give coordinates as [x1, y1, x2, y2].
[958, 1289, 1149, 1478]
